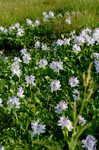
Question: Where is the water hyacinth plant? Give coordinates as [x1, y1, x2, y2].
[0, 10, 99, 150]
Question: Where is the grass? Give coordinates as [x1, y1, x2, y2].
[0, 0, 99, 30]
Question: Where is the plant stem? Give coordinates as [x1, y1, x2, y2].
[68, 63, 94, 150]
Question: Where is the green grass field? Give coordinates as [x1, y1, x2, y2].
[0, 0, 99, 29]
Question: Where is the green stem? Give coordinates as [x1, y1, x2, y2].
[73, 102, 77, 134]
[76, 122, 92, 140]
[69, 122, 92, 150]
[63, 128, 69, 144]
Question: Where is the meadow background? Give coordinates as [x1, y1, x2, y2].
[0, 0, 99, 29]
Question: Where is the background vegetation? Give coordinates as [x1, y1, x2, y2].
[0, 0, 99, 29]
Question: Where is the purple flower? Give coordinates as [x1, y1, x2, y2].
[50, 61, 63, 72]
[7, 96, 20, 108]
[22, 53, 31, 64]
[38, 59, 48, 67]
[94, 61, 99, 73]
[35, 41, 41, 49]
[73, 44, 81, 53]
[78, 115, 86, 126]
[31, 121, 46, 136]
[56, 39, 64, 46]
[69, 76, 79, 87]
[58, 117, 73, 131]
[0, 98, 3, 107]
[11, 61, 21, 77]
[82, 135, 97, 150]
[25, 75, 36, 85]
[20, 48, 27, 55]
[72, 89, 80, 101]
[65, 17, 71, 24]
[41, 43, 49, 51]
[0, 146, 5, 150]
[51, 80, 61, 92]
[55, 100, 68, 114]
[17, 87, 24, 98]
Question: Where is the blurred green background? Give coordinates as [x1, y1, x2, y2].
[0, 0, 99, 28]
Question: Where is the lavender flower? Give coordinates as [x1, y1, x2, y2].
[25, 75, 36, 85]
[34, 41, 41, 49]
[0, 26, 5, 32]
[74, 35, 85, 46]
[93, 53, 99, 60]
[43, 11, 54, 21]
[7, 96, 20, 108]
[41, 43, 49, 51]
[14, 57, 22, 63]
[0, 98, 3, 107]
[82, 135, 97, 150]
[31, 121, 46, 135]
[26, 18, 33, 26]
[81, 29, 95, 45]
[20, 48, 28, 55]
[34, 20, 40, 26]
[38, 59, 48, 67]
[69, 76, 79, 87]
[94, 61, 99, 73]
[56, 39, 64, 46]
[93, 28, 99, 43]
[17, 87, 24, 98]
[72, 89, 80, 100]
[51, 80, 61, 92]
[65, 17, 71, 24]
[11, 60, 21, 77]
[93, 53, 99, 73]
[22, 53, 31, 64]
[17, 28, 24, 37]
[48, 11, 54, 18]
[14, 23, 20, 28]
[78, 115, 86, 126]
[50, 61, 63, 72]
[55, 100, 68, 114]
[58, 117, 73, 131]
[9, 26, 16, 31]
[73, 44, 81, 53]
[63, 38, 71, 45]
[0, 146, 5, 150]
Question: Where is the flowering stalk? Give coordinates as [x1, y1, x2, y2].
[63, 63, 95, 150]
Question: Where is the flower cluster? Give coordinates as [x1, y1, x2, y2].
[20, 48, 31, 64]
[0, 98, 3, 107]
[43, 11, 54, 21]
[7, 96, 20, 108]
[78, 115, 86, 126]
[25, 75, 36, 86]
[50, 61, 63, 72]
[17, 87, 24, 98]
[69, 76, 79, 87]
[26, 19, 40, 27]
[55, 100, 68, 114]
[31, 121, 46, 136]
[38, 59, 48, 68]
[51, 80, 61, 92]
[58, 117, 73, 131]
[11, 57, 21, 77]
[0, 146, 5, 150]
[93, 52, 99, 73]
[0, 10, 98, 150]
[82, 135, 97, 150]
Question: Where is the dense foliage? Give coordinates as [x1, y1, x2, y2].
[0, 11, 99, 150]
